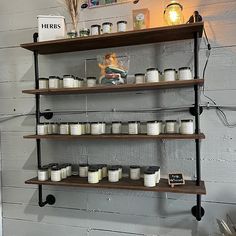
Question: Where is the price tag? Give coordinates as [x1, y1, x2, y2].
[168, 173, 185, 188]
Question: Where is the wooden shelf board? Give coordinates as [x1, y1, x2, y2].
[25, 176, 206, 195]
[20, 23, 204, 55]
[23, 133, 205, 140]
[22, 79, 204, 95]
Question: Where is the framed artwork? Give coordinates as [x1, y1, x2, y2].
[88, 0, 131, 8]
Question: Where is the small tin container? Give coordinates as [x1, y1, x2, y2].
[49, 76, 60, 89]
[51, 166, 62, 182]
[144, 170, 156, 187]
[87, 77, 97, 87]
[117, 20, 127, 32]
[164, 69, 176, 82]
[74, 77, 84, 87]
[102, 22, 113, 34]
[112, 122, 122, 134]
[60, 123, 70, 135]
[146, 68, 160, 83]
[108, 166, 119, 183]
[91, 24, 101, 36]
[130, 166, 141, 180]
[79, 164, 89, 177]
[70, 123, 82, 135]
[128, 121, 138, 135]
[147, 121, 161, 136]
[39, 78, 49, 89]
[37, 124, 48, 135]
[38, 167, 49, 181]
[165, 120, 178, 134]
[63, 75, 75, 88]
[180, 119, 194, 134]
[178, 67, 193, 80]
[88, 167, 99, 184]
[135, 73, 145, 84]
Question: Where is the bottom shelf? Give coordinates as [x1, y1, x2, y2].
[25, 176, 206, 195]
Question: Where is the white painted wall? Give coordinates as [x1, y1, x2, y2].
[0, 0, 236, 235]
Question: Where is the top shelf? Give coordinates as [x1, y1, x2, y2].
[20, 23, 204, 55]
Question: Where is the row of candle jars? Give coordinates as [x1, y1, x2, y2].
[80, 21, 128, 37]
[38, 163, 72, 182]
[38, 76, 98, 89]
[135, 67, 193, 84]
[37, 120, 194, 136]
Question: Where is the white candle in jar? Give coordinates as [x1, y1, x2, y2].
[178, 67, 193, 80]
[51, 166, 62, 182]
[74, 78, 84, 87]
[112, 122, 122, 134]
[91, 24, 101, 36]
[146, 68, 160, 83]
[86, 77, 97, 87]
[164, 69, 176, 82]
[70, 123, 82, 135]
[63, 75, 75, 88]
[37, 124, 48, 135]
[49, 76, 60, 89]
[60, 123, 70, 135]
[102, 22, 113, 34]
[180, 119, 194, 134]
[117, 21, 127, 32]
[135, 73, 145, 84]
[165, 120, 178, 134]
[130, 166, 141, 180]
[91, 123, 101, 135]
[147, 121, 161, 135]
[108, 167, 119, 182]
[128, 122, 139, 135]
[88, 168, 99, 184]
[39, 78, 49, 89]
[79, 164, 89, 177]
[38, 167, 49, 181]
[144, 170, 156, 187]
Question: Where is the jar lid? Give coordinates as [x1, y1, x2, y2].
[91, 24, 101, 28]
[181, 119, 193, 122]
[48, 163, 59, 167]
[166, 120, 177, 122]
[39, 78, 49, 80]
[164, 68, 176, 72]
[144, 170, 155, 175]
[135, 73, 145, 76]
[87, 77, 96, 80]
[51, 166, 61, 171]
[102, 22, 113, 26]
[38, 166, 49, 171]
[79, 164, 89, 167]
[130, 165, 140, 169]
[64, 163, 72, 167]
[88, 168, 98, 172]
[147, 68, 158, 71]
[113, 165, 122, 169]
[49, 76, 60, 79]
[128, 121, 138, 123]
[63, 75, 75, 78]
[75, 77, 84, 81]
[117, 20, 127, 24]
[148, 166, 160, 171]
[109, 166, 119, 171]
[60, 123, 69, 125]
[80, 28, 90, 32]
[147, 120, 161, 123]
[179, 67, 191, 70]
[59, 164, 68, 168]
[95, 164, 104, 169]
[112, 121, 121, 123]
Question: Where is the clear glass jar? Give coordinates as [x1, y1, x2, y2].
[180, 119, 194, 134]
[102, 22, 113, 34]
[164, 69, 176, 82]
[91, 24, 101, 36]
[70, 123, 82, 135]
[74, 77, 84, 87]
[112, 122, 122, 134]
[87, 77, 97, 87]
[60, 123, 70, 135]
[146, 68, 160, 83]
[108, 167, 119, 183]
[49, 76, 60, 89]
[63, 75, 75, 88]
[79, 28, 90, 37]
[135, 73, 145, 84]
[51, 166, 62, 182]
[102, 164, 108, 178]
[130, 166, 141, 180]
[144, 170, 156, 187]
[178, 67, 193, 80]
[100, 122, 106, 134]
[37, 124, 48, 135]
[38, 167, 49, 181]
[117, 20, 127, 32]
[39, 78, 49, 89]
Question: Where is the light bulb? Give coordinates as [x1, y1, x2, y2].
[164, 1, 184, 26]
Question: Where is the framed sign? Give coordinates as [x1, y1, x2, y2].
[88, 0, 131, 8]
[168, 173, 185, 188]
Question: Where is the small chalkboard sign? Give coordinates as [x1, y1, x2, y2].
[168, 173, 185, 188]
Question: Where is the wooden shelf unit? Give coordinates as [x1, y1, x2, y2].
[22, 79, 204, 95]
[20, 23, 204, 55]
[25, 177, 206, 195]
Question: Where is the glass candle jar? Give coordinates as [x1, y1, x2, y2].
[102, 22, 113, 34]
[102, 164, 108, 178]
[39, 78, 49, 89]
[70, 123, 82, 135]
[147, 121, 161, 136]
[130, 166, 141, 180]
[60, 165, 67, 179]
[85, 123, 91, 134]
[48, 163, 59, 178]
[135, 73, 145, 84]
[52, 123, 59, 134]
[164, 2, 184, 26]
[37, 124, 48, 135]
[146, 68, 160, 83]
[51, 166, 62, 182]
[46, 123, 52, 135]
[63, 75, 75, 88]
[180, 119, 194, 134]
[112, 122, 122, 134]
[60, 123, 70, 135]
[164, 69, 176, 82]
[117, 20, 127, 32]
[64, 163, 72, 177]
[80, 123, 86, 135]
[49, 76, 60, 89]
[74, 77, 84, 87]
[128, 121, 139, 135]
[91, 122, 101, 135]
[96, 165, 103, 181]
[79, 164, 89, 177]
[144, 170, 156, 187]
[91, 24, 101, 36]
[38, 167, 49, 181]
[178, 67, 193, 80]
[108, 167, 119, 183]
[166, 120, 178, 134]
[87, 77, 97, 87]
[79, 28, 90, 37]
[114, 165, 123, 179]
[88, 167, 99, 184]
[100, 122, 106, 134]
[148, 166, 160, 184]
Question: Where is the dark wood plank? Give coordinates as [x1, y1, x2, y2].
[25, 176, 206, 195]
[23, 134, 206, 140]
[22, 79, 204, 95]
[20, 23, 204, 55]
